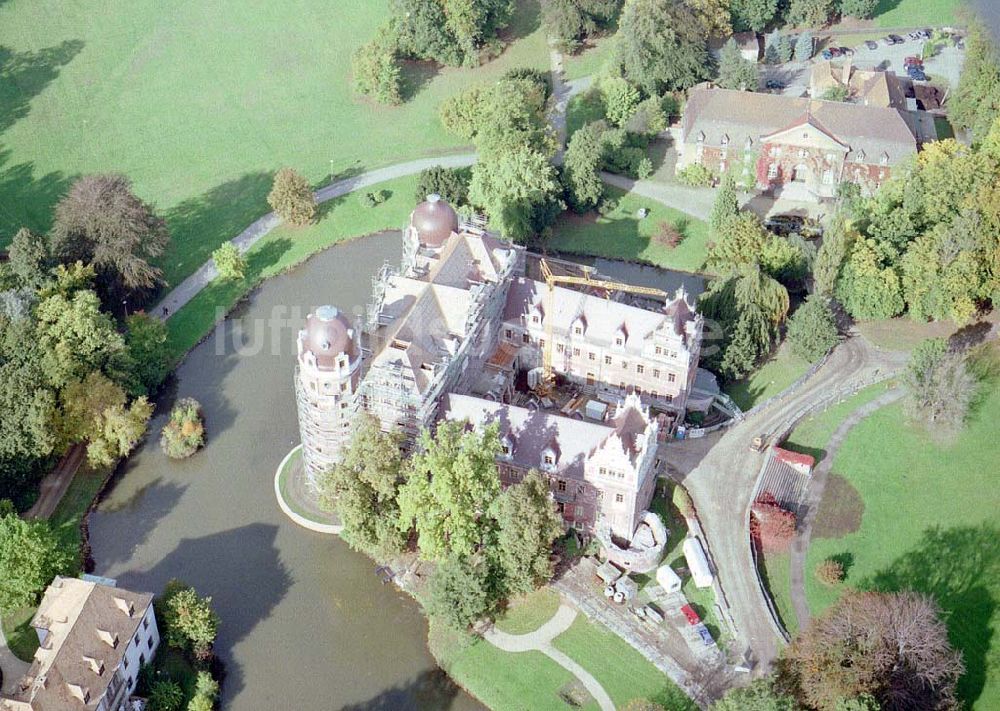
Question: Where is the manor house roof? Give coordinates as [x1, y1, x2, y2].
[681, 87, 918, 164]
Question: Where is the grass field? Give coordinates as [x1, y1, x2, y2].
[0, 0, 548, 285]
[548, 187, 711, 275]
[724, 341, 812, 412]
[1, 606, 39, 662]
[164, 174, 419, 360]
[797, 344, 1000, 708]
[562, 35, 615, 81]
[494, 587, 562, 635]
[758, 551, 798, 636]
[552, 616, 698, 710]
[873, 0, 962, 28]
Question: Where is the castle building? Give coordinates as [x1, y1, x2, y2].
[292, 195, 706, 538]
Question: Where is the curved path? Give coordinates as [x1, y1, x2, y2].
[0, 626, 30, 695]
[153, 153, 478, 319]
[484, 603, 615, 711]
[788, 387, 906, 629]
[680, 335, 908, 672]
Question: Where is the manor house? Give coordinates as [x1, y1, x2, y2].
[293, 196, 705, 538]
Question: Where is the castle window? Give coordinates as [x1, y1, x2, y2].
[823, 169, 833, 184]
[604, 355, 612, 365]
[531, 315, 539, 324]
[505, 329, 512, 339]
[589, 352, 596, 361]
[666, 394, 674, 402]
[615, 337, 623, 346]
[636, 364, 644, 374]
[573, 348, 581, 356]
[653, 369, 660, 378]
[574, 326, 582, 335]
[621, 361, 628, 370]
[668, 373, 676, 383]
[635, 386, 642, 394]
[651, 390, 658, 398]
[577, 484, 585, 494]
[557, 343, 564, 353]
[575, 505, 584, 518]
[522, 333, 530, 344]
[615, 493, 624, 503]
[767, 163, 778, 179]
[539, 339, 545, 348]
[557, 480, 566, 492]
[599, 467, 607, 476]
[544, 454, 554, 465]
[655, 346, 662, 355]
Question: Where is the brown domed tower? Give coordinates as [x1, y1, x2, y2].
[294, 305, 361, 485]
[401, 193, 460, 271]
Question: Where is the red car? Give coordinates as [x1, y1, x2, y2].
[904, 56, 924, 67]
[681, 604, 701, 626]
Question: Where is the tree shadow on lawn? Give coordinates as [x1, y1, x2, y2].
[159, 171, 273, 287]
[500, 0, 542, 43]
[862, 523, 1000, 706]
[0, 39, 84, 135]
[0, 148, 76, 243]
[399, 60, 440, 103]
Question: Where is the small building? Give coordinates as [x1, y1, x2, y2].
[655, 564, 682, 593]
[682, 536, 714, 588]
[0, 577, 160, 711]
[709, 32, 760, 63]
[810, 60, 906, 108]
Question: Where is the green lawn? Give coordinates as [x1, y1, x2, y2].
[873, 0, 962, 27]
[725, 341, 812, 412]
[548, 187, 711, 275]
[429, 621, 600, 711]
[800, 344, 1000, 709]
[562, 35, 615, 81]
[565, 88, 606, 138]
[759, 551, 798, 636]
[0, 0, 548, 286]
[165, 174, 419, 360]
[552, 615, 698, 710]
[494, 587, 561, 635]
[2, 606, 39, 662]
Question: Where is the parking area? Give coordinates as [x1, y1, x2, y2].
[761, 31, 965, 98]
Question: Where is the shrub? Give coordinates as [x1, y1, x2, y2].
[415, 165, 472, 206]
[597, 197, 619, 215]
[148, 680, 184, 711]
[351, 33, 402, 105]
[211, 242, 246, 281]
[672, 485, 695, 517]
[160, 398, 205, 459]
[360, 189, 390, 207]
[816, 558, 844, 586]
[750, 493, 796, 553]
[653, 221, 684, 249]
[160, 580, 220, 660]
[676, 164, 715, 187]
[426, 555, 494, 630]
[267, 168, 316, 226]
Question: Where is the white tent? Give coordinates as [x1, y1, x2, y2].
[683, 537, 714, 588]
[655, 564, 682, 593]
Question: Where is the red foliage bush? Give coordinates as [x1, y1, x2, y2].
[653, 221, 684, 249]
[751, 492, 797, 552]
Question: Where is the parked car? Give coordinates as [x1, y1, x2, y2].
[765, 79, 785, 90]
[907, 31, 922, 41]
[888, 34, 906, 44]
[821, 49, 832, 60]
[681, 604, 701, 626]
[865, 40, 878, 50]
[695, 624, 715, 646]
[917, 29, 932, 40]
[838, 46, 854, 56]
[764, 214, 805, 235]
[908, 66, 928, 81]
[904, 56, 924, 67]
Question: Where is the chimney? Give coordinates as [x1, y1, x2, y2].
[841, 57, 853, 87]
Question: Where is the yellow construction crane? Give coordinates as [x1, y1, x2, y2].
[537, 258, 672, 396]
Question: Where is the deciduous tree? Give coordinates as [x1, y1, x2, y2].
[903, 338, 976, 437]
[212, 242, 246, 281]
[780, 591, 963, 710]
[468, 145, 563, 242]
[319, 414, 407, 561]
[786, 0, 835, 27]
[682, 0, 731, 38]
[85, 395, 152, 467]
[267, 168, 316, 226]
[712, 678, 796, 710]
[950, 19, 1000, 142]
[835, 237, 904, 320]
[6, 227, 50, 291]
[839, 0, 877, 19]
[160, 580, 220, 659]
[351, 32, 403, 105]
[123, 313, 171, 396]
[50, 174, 169, 305]
[425, 554, 494, 629]
[490, 471, 563, 596]
[415, 165, 472, 206]
[160, 397, 205, 460]
[730, 0, 778, 33]
[786, 296, 838, 362]
[612, 0, 709, 95]
[0, 512, 73, 614]
[601, 76, 641, 127]
[398, 421, 502, 560]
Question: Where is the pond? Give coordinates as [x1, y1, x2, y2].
[88, 231, 482, 710]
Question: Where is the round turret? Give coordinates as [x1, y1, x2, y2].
[303, 305, 356, 368]
[410, 193, 459, 247]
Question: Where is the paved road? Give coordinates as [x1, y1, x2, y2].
[680, 335, 907, 672]
[484, 603, 615, 711]
[788, 387, 906, 629]
[548, 42, 570, 165]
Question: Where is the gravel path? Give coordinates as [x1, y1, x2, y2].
[484, 603, 615, 711]
[547, 41, 570, 165]
[788, 388, 906, 628]
[152, 154, 477, 320]
[25, 444, 85, 520]
[680, 335, 908, 673]
[600, 172, 752, 221]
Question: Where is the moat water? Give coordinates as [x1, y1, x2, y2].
[87, 230, 705, 710]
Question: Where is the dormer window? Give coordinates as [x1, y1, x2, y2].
[500, 435, 513, 459]
[615, 336, 623, 346]
[855, 149, 866, 163]
[696, 131, 705, 143]
[745, 136, 753, 150]
[541, 446, 557, 471]
[720, 134, 729, 145]
[880, 152, 889, 166]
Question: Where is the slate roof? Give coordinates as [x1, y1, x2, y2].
[2, 577, 153, 711]
[681, 87, 918, 164]
[503, 278, 698, 354]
